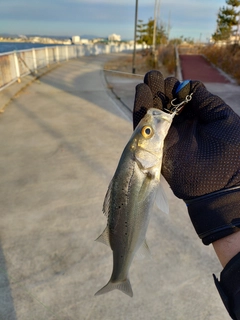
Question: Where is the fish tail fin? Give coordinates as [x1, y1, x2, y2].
[94, 278, 133, 297]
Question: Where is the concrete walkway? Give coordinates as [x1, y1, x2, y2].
[0, 53, 238, 320]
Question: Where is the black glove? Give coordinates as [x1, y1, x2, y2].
[214, 252, 240, 320]
[133, 70, 240, 245]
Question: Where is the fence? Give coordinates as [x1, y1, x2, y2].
[0, 42, 141, 91]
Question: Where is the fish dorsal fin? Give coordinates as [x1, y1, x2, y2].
[95, 227, 110, 247]
[102, 179, 113, 217]
[135, 240, 151, 260]
[155, 181, 169, 214]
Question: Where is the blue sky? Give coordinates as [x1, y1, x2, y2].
[0, 0, 226, 41]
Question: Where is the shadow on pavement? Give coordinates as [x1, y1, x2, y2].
[0, 244, 17, 320]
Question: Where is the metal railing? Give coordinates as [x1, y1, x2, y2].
[0, 42, 141, 91]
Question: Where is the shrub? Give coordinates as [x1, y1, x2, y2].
[201, 44, 240, 84]
[158, 45, 176, 75]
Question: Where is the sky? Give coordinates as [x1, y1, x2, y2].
[0, 0, 227, 42]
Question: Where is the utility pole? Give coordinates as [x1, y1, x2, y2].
[237, 11, 240, 43]
[167, 10, 171, 42]
[132, 0, 138, 74]
[152, 0, 157, 67]
[152, 0, 161, 68]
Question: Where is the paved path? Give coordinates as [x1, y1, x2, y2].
[178, 54, 240, 116]
[0, 53, 237, 320]
[180, 54, 231, 83]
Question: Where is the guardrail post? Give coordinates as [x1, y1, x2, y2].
[65, 46, 68, 61]
[13, 51, 21, 83]
[56, 46, 59, 63]
[45, 47, 49, 67]
[32, 48, 37, 72]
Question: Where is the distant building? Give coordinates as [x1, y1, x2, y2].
[19, 35, 28, 40]
[81, 38, 89, 45]
[108, 33, 121, 42]
[92, 38, 105, 44]
[72, 36, 80, 44]
[210, 34, 240, 46]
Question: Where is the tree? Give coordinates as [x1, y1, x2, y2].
[156, 22, 168, 45]
[212, 0, 240, 42]
[143, 19, 154, 46]
[169, 38, 183, 45]
[136, 18, 168, 46]
[136, 19, 146, 45]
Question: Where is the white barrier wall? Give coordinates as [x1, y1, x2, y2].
[0, 43, 143, 90]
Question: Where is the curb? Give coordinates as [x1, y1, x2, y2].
[175, 46, 183, 81]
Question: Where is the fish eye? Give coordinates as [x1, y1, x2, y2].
[141, 126, 153, 139]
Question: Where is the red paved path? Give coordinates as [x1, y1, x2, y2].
[180, 54, 230, 83]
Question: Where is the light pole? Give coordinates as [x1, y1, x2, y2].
[132, 0, 138, 74]
[153, 0, 160, 68]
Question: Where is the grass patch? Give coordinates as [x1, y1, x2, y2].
[201, 44, 240, 84]
[104, 48, 174, 78]
[158, 45, 176, 75]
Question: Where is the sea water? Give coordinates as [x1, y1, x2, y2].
[0, 42, 64, 54]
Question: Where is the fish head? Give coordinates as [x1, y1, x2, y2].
[130, 108, 174, 172]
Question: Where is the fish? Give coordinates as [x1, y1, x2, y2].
[95, 108, 175, 297]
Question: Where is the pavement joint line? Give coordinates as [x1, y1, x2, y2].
[103, 69, 144, 77]
[103, 70, 133, 120]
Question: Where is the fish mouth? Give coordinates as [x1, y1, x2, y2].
[151, 109, 162, 116]
[148, 109, 174, 122]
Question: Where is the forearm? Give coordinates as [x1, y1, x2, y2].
[213, 231, 240, 267]
[212, 231, 240, 320]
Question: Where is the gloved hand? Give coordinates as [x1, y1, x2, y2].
[133, 70, 240, 245]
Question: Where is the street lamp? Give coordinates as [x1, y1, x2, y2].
[132, 0, 138, 74]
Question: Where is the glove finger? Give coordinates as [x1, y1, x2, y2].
[190, 80, 237, 122]
[133, 83, 153, 129]
[144, 70, 166, 110]
[164, 77, 181, 110]
[144, 70, 165, 94]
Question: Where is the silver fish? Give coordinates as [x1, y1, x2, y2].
[95, 108, 174, 297]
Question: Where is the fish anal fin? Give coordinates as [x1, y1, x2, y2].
[136, 240, 151, 260]
[95, 278, 133, 297]
[95, 227, 110, 247]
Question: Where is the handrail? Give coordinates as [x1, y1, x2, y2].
[0, 43, 143, 91]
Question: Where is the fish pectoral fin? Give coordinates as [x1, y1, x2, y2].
[95, 278, 133, 297]
[95, 227, 110, 247]
[136, 240, 151, 260]
[155, 180, 169, 214]
[135, 149, 159, 170]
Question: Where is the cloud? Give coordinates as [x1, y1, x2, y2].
[0, 0, 223, 24]
[0, 0, 135, 23]
[69, 0, 154, 5]
[0, 0, 227, 40]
